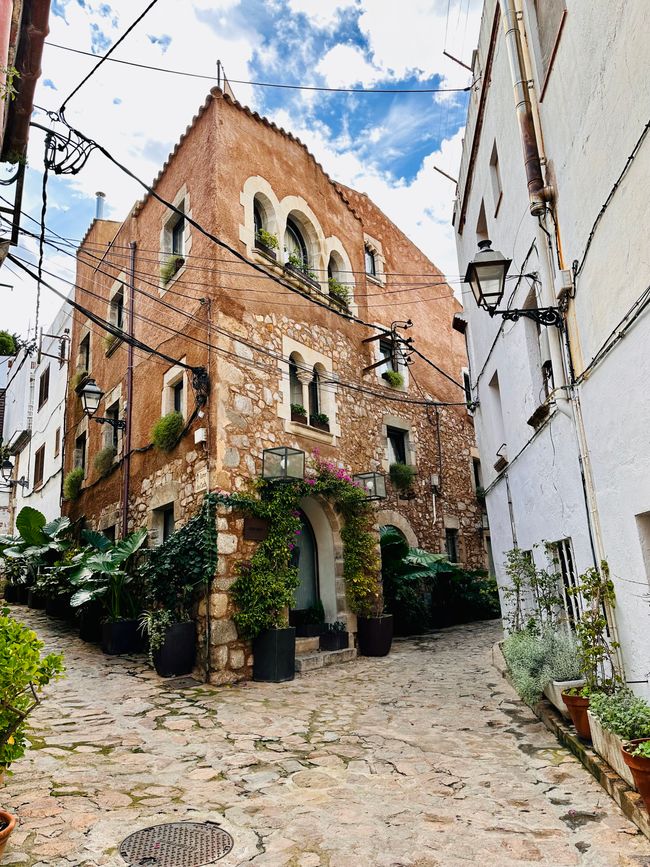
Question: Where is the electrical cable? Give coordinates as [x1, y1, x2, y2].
[47, 41, 473, 95]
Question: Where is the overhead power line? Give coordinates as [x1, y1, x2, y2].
[47, 41, 472, 95]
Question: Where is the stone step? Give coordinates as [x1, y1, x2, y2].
[295, 636, 320, 654]
[295, 647, 357, 674]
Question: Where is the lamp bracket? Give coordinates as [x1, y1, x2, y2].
[92, 416, 126, 430]
[492, 306, 563, 328]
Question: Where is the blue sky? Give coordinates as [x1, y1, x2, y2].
[2, 0, 482, 336]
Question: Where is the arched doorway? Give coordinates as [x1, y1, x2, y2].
[293, 510, 319, 611]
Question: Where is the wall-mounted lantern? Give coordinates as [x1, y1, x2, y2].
[80, 378, 126, 430]
[352, 472, 387, 500]
[262, 447, 305, 483]
[0, 458, 28, 489]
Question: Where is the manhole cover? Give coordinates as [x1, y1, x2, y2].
[120, 821, 234, 866]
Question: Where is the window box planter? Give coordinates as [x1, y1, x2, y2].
[291, 409, 308, 424]
[587, 710, 636, 789]
[622, 739, 650, 812]
[284, 262, 320, 291]
[253, 627, 296, 682]
[543, 678, 585, 719]
[310, 417, 330, 433]
[357, 614, 393, 657]
[320, 630, 349, 651]
[254, 239, 277, 260]
[101, 619, 143, 655]
[153, 621, 196, 677]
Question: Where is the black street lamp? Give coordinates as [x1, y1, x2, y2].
[262, 447, 305, 482]
[352, 472, 387, 500]
[80, 378, 126, 430]
[464, 239, 562, 327]
[1, 458, 28, 489]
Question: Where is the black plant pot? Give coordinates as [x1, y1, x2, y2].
[295, 622, 324, 638]
[319, 630, 349, 651]
[253, 627, 296, 682]
[357, 615, 394, 657]
[79, 603, 103, 643]
[3, 583, 18, 604]
[27, 588, 46, 609]
[46, 594, 71, 619]
[101, 619, 142, 655]
[16, 584, 29, 605]
[153, 621, 196, 678]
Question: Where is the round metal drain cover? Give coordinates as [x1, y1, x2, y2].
[119, 821, 234, 866]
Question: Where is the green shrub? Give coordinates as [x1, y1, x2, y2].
[255, 229, 278, 250]
[63, 467, 84, 500]
[328, 278, 351, 307]
[0, 609, 64, 770]
[310, 412, 329, 426]
[93, 446, 116, 477]
[589, 689, 650, 740]
[389, 462, 415, 492]
[160, 254, 184, 285]
[290, 403, 307, 416]
[383, 370, 404, 388]
[0, 330, 17, 355]
[151, 411, 184, 451]
[503, 629, 582, 706]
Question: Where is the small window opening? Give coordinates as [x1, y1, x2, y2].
[387, 426, 408, 465]
[365, 246, 376, 276]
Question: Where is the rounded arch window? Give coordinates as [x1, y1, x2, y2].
[253, 200, 263, 236]
[365, 245, 376, 276]
[289, 352, 305, 408]
[284, 217, 309, 267]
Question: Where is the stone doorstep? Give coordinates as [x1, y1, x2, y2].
[492, 641, 650, 841]
[295, 636, 320, 654]
[295, 647, 357, 674]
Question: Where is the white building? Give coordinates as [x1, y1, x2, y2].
[454, 0, 650, 696]
[2, 304, 71, 527]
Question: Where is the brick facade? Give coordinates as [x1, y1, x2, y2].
[64, 88, 485, 683]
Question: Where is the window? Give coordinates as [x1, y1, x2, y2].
[253, 201, 263, 237]
[445, 529, 459, 563]
[308, 367, 320, 417]
[552, 538, 581, 627]
[636, 511, 650, 588]
[105, 401, 120, 451]
[387, 426, 407, 465]
[171, 208, 185, 256]
[79, 334, 90, 373]
[103, 525, 116, 543]
[110, 287, 124, 330]
[284, 218, 308, 268]
[472, 457, 483, 491]
[173, 379, 184, 414]
[463, 369, 472, 406]
[74, 432, 87, 473]
[489, 142, 503, 216]
[54, 427, 61, 457]
[289, 354, 304, 407]
[488, 371, 506, 461]
[33, 444, 45, 489]
[162, 505, 175, 541]
[364, 246, 376, 276]
[38, 365, 50, 409]
[380, 337, 396, 372]
[533, 0, 566, 83]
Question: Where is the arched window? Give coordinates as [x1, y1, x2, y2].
[284, 217, 308, 268]
[308, 366, 320, 418]
[289, 353, 304, 408]
[365, 245, 376, 276]
[253, 200, 263, 237]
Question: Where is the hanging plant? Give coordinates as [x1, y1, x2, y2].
[389, 462, 415, 492]
[151, 411, 184, 451]
[93, 446, 116, 477]
[382, 370, 404, 388]
[160, 254, 185, 285]
[63, 467, 84, 500]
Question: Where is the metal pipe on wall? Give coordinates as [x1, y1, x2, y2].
[121, 241, 136, 539]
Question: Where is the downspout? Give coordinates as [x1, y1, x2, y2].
[121, 241, 136, 539]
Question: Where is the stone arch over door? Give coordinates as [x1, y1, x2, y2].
[376, 509, 418, 547]
[300, 496, 350, 626]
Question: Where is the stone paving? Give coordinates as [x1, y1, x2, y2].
[3, 610, 650, 867]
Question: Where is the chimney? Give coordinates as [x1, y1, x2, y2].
[95, 191, 106, 220]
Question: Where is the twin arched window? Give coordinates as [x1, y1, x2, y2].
[284, 217, 309, 268]
[289, 353, 325, 422]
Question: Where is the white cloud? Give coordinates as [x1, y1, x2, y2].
[316, 43, 383, 88]
[285, 0, 356, 31]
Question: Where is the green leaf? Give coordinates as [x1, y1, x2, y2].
[16, 506, 47, 546]
[81, 529, 113, 551]
[43, 516, 71, 539]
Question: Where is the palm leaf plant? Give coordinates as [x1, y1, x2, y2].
[1, 509, 72, 588]
[68, 528, 148, 622]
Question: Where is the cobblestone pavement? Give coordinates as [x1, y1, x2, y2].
[3, 611, 650, 867]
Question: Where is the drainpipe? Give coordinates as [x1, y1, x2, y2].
[121, 241, 136, 538]
[498, 0, 552, 216]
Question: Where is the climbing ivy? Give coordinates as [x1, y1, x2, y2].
[229, 453, 381, 639]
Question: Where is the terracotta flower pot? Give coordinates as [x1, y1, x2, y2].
[622, 738, 650, 811]
[0, 810, 17, 858]
[562, 690, 592, 740]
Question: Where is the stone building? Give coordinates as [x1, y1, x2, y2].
[64, 87, 485, 682]
[454, 1, 650, 695]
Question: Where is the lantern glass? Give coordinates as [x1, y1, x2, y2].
[352, 471, 387, 500]
[464, 240, 511, 313]
[1, 458, 13, 482]
[80, 378, 104, 417]
[262, 447, 305, 482]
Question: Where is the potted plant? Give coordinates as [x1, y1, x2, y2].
[562, 562, 620, 741]
[319, 621, 349, 651]
[382, 370, 404, 389]
[151, 411, 184, 451]
[0, 605, 64, 858]
[587, 690, 650, 788]
[138, 495, 217, 677]
[68, 528, 148, 654]
[328, 278, 350, 309]
[309, 412, 330, 432]
[290, 403, 308, 424]
[503, 629, 582, 711]
[285, 252, 319, 289]
[255, 229, 279, 259]
[622, 739, 650, 810]
[389, 462, 415, 497]
[291, 600, 325, 637]
[160, 254, 184, 285]
[63, 466, 84, 500]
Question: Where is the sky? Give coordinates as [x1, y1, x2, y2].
[1, 0, 483, 339]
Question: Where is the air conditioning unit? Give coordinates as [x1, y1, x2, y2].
[194, 427, 207, 445]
